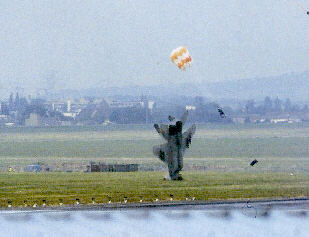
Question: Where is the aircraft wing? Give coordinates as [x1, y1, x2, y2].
[153, 143, 168, 162]
[182, 124, 196, 151]
[154, 124, 169, 140]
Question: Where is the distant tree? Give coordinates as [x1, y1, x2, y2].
[15, 97, 29, 125]
[19, 98, 28, 109]
[110, 107, 146, 124]
[284, 98, 292, 112]
[15, 93, 20, 109]
[76, 99, 111, 124]
[151, 106, 177, 123]
[9, 93, 14, 110]
[255, 105, 265, 115]
[204, 102, 221, 122]
[273, 97, 282, 112]
[302, 105, 309, 112]
[93, 99, 111, 123]
[222, 106, 234, 116]
[16, 98, 48, 124]
[245, 116, 250, 123]
[30, 98, 46, 106]
[192, 102, 227, 123]
[245, 100, 256, 114]
[235, 103, 244, 115]
[22, 104, 47, 125]
[1, 102, 9, 115]
[291, 104, 300, 112]
[263, 96, 272, 113]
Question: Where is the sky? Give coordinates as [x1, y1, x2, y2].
[0, 0, 309, 95]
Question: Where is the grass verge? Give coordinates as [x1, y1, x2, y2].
[0, 171, 308, 207]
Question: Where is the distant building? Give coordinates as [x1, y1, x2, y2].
[47, 99, 88, 120]
[270, 118, 301, 124]
[25, 164, 42, 172]
[108, 100, 144, 108]
[25, 113, 42, 127]
[270, 118, 289, 124]
[148, 101, 155, 109]
[107, 97, 154, 109]
[62, 112, 76, 119]
[5, 122, 15, 127]
[185, 105, 196, 111]
[89, 162, 138, 172]
[67, 100, 71, 112]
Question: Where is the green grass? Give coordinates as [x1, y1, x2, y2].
[0, 124, 308, 206]
[0, 123, 309, 172]
[1, 123, 309, 158]
[0, 172, 308, 207]
[0, 137, 308, 158]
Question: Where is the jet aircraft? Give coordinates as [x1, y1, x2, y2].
[153, 110, 196, 180]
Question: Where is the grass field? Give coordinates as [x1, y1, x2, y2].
[0, 123, 308, 207]
[0, 123, 309, 172]
[1, 137, 309, 158]
[0, 171, 308, 207]
[1, 123, 309, 159]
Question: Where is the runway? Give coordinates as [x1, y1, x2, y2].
[1, 198, 309, 237]
[2, 197, 309, 213]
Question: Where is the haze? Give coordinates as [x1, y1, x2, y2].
[1, 0, 309, 95]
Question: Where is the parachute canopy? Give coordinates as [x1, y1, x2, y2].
[170, 46, 192, 70]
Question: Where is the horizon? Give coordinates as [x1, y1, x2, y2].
[1, 69, 309, 102]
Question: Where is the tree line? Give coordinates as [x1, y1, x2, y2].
[1, 93, 308, 125]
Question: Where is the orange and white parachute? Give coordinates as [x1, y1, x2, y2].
[170, 46, 192, 70]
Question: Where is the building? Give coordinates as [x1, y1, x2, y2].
[25, 113, 42, 127]
[25, 164, 42, 172]
[108, 100, 144, 108]
[185, 105, 196, 111]
[89, 162, 138, 172]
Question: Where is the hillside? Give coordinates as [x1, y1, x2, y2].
[55, 71, 309, 102]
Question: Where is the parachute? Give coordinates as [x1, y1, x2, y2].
[170, 46, 192, 70]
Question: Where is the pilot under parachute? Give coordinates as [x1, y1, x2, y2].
[170, 46, 192, 70]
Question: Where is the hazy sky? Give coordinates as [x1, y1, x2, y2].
[1, 0, 309, 93]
